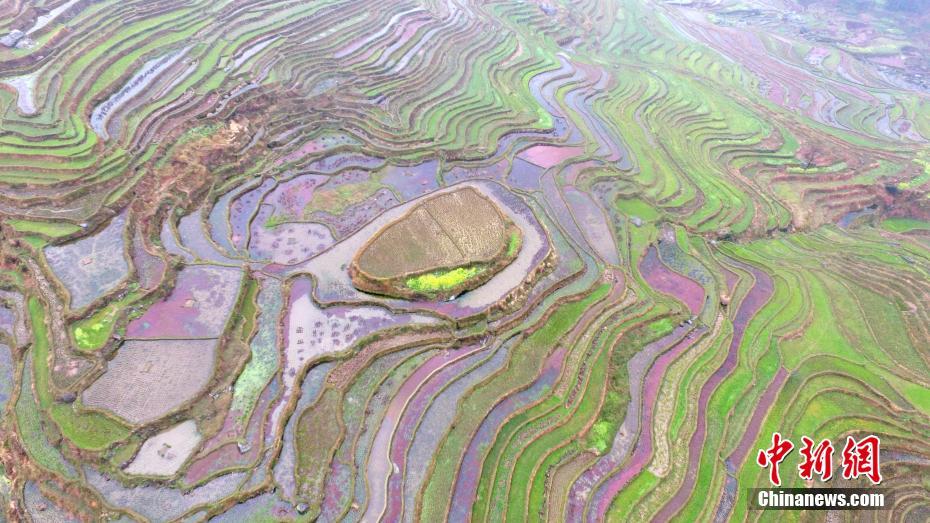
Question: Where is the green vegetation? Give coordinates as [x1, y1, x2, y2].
[230, 278, 283, 423]
[71, 289, 141, 351]
[21, 236, 48, 250]
[28, 298, 53, 407]
[506, 232, 521, 257]
[423, 283, 610, 522]
[295, 388, 343, 520]
[586, 306, 678, 455]
[72, 320, 114, 351]
[616, 198, 661, 221]
[29, 298, 131, 450]
[406, 266, 485, 294]
[881, 217, 930, 233]
[49, 404, 131, 451]
[237, 278, 261, 341]
[7, 220, 81, 238]
[15, 358, 75, 477]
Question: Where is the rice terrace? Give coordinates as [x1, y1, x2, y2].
[0, 0, 929, 521]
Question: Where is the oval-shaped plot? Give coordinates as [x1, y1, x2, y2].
[350, 186, 522, 300]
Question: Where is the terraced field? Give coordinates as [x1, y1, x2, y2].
[0, 0, 929, 521]
[350, 186, 522, 300]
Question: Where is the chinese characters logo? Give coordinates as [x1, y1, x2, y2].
[756, 433, 882, 486]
